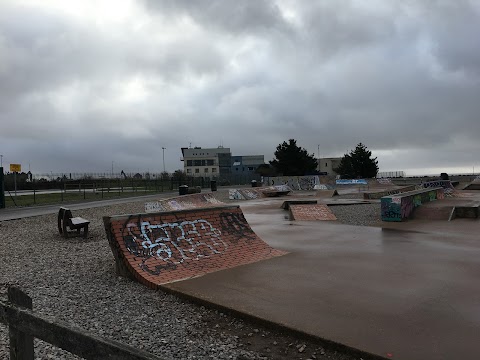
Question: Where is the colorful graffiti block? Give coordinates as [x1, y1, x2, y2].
[381, 187, 444, 222]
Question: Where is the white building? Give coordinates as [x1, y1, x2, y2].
[181, 147, 231, 177]
[318, 157, 342, 175]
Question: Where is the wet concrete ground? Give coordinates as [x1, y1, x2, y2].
[165, 197, 480, 360]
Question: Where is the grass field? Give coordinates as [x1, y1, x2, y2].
[3, 188, 163, 208]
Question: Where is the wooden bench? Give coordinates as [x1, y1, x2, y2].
[57, 207, 90, 238]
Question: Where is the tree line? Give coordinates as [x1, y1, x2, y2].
[257, 139, 378, 179]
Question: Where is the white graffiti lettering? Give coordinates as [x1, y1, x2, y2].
[125, 219, 227, 264]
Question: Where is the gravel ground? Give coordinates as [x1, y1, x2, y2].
[0, 191, 378, 360]
[329, 203, 382, 227]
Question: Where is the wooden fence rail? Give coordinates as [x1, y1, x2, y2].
[0, 287, 164, 360]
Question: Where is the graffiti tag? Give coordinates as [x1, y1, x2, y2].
[123, 218, 227, 274]
[219, 212, 256, 243]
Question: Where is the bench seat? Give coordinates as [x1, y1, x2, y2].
[58, 207, 90, 238]
[70, 217, 90, 227]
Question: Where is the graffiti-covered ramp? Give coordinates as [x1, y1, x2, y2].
[103, 205, 287, 288]
[144, 192, 224, 213]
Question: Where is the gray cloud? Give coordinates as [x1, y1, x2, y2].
[1, 0, 479, 176]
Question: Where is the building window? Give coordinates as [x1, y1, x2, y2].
[194, 160, 202, 166]
[212, 168, 217, 173]
[248, 167, 254, 171]
[204, 168, 209, 173]
[326, 163, 328, 167]
[195, 169, 199, 173]
[207, 159, 214, 166]
[187, 169, 191, 173]
[187, 160, 192, 166]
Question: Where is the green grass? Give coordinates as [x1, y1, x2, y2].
[3, 188, 165, 208]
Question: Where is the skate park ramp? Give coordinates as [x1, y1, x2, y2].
[463, 178, 480, 191]
[288, 204, 337, 221]
[228, 185, 292, 200]
[103, 205, 286, 287]
[281, 200, 317, 210]
[144, 192, 224, 213]
[413, 198, 480, 221]
[315, 189, 339, 198]
[164, 198, 480, 360]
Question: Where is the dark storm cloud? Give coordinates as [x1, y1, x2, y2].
[1, 0, 479, 175]
[143, 0, 287, 34]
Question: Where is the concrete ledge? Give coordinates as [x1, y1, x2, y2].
[381, 187, 444, 222]
[454, 205, 479, 219]
[363, 185, 416, 200]
[281, 200, 318, 210]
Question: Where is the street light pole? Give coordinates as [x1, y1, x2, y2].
[317, 144, 320, 172]
[162, 147, 166, 173]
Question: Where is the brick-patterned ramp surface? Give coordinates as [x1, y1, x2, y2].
[103, 205, 286, 287]
[289, 204, 337, 221]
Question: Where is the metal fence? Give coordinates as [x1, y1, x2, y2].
[0, 171, 261, 207]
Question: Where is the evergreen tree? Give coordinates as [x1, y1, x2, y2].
[335, 143, 379, 178]
[255, 164, 277, 177]
[270, 139, 318, 176]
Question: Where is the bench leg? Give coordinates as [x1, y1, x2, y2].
[83, 224, 89, 239]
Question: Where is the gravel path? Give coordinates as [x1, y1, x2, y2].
[329, 203, 382, 227]
[0, 192, 377, 360]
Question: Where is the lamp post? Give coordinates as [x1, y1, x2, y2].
[317, 144, 320, 172]
[162, 147, 166, 173]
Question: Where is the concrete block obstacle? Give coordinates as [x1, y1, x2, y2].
[288, 204, 337, 221]
[363, 185, 416, 200]
[315, 189, 339, 198]
[381, 187, 444, 222]
[463, 181, 480, 191]
[449, 203, 480, 220]
[281, 200, 318, 210]
[103, 205, 286, 287]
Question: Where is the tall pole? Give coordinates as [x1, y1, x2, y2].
[317, 144, 320, 172]
[0, 154, 3, 168]
[111, 161, 114, 177]
[162, 147, 166, 173]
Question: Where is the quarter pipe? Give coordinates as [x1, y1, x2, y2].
[103, 205, 286, 287]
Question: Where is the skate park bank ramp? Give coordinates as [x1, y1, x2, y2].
[287, 204, 337, 221]
[463, 178, 480, 191]
[144, 192, 224, 213]
[228, 185, 292, 200]
[103, 205, 286, 288]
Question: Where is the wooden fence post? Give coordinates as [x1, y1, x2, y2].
[8, 287, 34, 360]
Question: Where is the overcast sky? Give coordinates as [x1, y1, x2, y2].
[1, 0, 479, 176]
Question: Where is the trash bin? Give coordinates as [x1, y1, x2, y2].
[210, 180, 217, 192]
[251, 180, 257, 188]
[179, 185, 188, 195]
